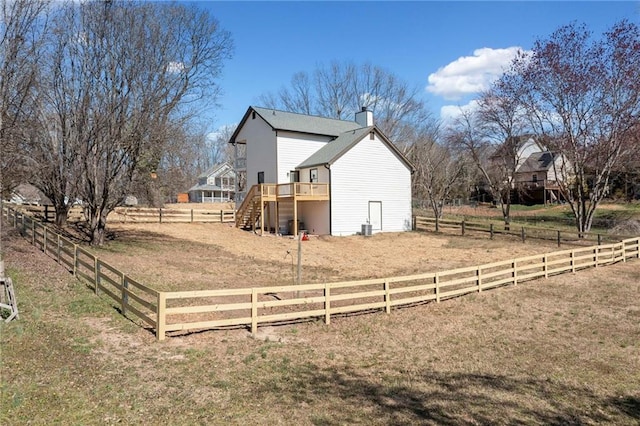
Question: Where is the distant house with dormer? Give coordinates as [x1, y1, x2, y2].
[188, 162, 236, 203]
[229, 106, 414, 236]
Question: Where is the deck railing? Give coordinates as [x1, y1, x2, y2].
[259, 183, 329, 199]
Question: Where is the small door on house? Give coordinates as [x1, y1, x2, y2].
[290, 171, 299, 183]
[369, 201, 382, 231]
[257, 171, 264, 184]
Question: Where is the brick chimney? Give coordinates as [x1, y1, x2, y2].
[355, 106, 373, 127]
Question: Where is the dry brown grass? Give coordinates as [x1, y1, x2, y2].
[93, 222, 562, 292]
[2, 220, 639, 424]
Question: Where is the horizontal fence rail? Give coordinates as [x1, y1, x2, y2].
[413, 215, 632, 247]
[5, 204, 235, 224]
[3, 205, 639, 341]
[108, 207, 235, 224]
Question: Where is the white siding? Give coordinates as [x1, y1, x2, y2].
[297, 165, 329, 184]
[276, 131, 331, 183]
[330, 134, 412, 236]
[235, 115, 277, 187]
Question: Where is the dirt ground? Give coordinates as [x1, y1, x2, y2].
[93, 222, 563, 292]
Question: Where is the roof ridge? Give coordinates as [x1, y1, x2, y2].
[252, 106, 357, 124]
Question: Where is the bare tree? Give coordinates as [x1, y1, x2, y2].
[446, 108, 518, 227]
[0, 0, 48, 198]
[411, 134, 467, 221]
[0, 0, 48, 265]
[506, 20, 640, 234]
[258, 61, 433, 153]
[30, 1, 232, 244]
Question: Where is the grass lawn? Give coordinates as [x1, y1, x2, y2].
[1, 224, 640, 424]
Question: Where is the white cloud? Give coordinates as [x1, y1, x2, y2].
[440, 100, 479, 125]
[427, 47, 524, 100]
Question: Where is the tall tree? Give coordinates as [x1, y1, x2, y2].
[258, 61, 434, 153]
[29, 1, 233, 244]
[0, 0, 48, 264]
[0, 0, 48, 198]
[445, 107, 519, 228]
[504, 20, 640, 234]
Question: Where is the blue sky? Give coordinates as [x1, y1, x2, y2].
[194, 1, 640, 131]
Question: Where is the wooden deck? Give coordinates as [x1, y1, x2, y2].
[236, 183, 329, 235]
[260, 183, 329, 201]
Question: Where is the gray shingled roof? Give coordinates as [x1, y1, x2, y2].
[296, 127, 374, 169]
[517, 152, 556, 173]
[252, 107, 362, 137]
[188, 184, 226, 192]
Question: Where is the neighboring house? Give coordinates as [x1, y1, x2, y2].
[229, 106, 414, 236]
[9, 183, 52, 205]
[512, 138, 571, 204]
[188, 162, 236, 203]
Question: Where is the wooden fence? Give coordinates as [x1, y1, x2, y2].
[108, 207, 235, 224]
[7, 204, 235, 224]
[3, 205, 639, 341]
[3, 206, 160, 335]
[414, 216, 631, 247]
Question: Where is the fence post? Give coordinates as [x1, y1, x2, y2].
[571, 250, 576, 273]
[251, 288, 258, 335]
[477, 267, 482, 293]
[490, 223, 494, 240]
[220, 210, 224, 223]
[435, 273, 440, 303]
[156, 292, 167, 341]
[94, 257, 100, 295]
[159, 208, 162, 224]
[557, 230, 561, 248]
[73, 245, 78, 276]
[521, 227, 526, 243]
[544, 254, 548, 278]
[384, 280, 391, 314]
[32, 220, 35, 245]
[597, 234, 602, 245]
[324, 282, 331, 325]
[461, 220, 465, 236]
[594, 246, 598, 268]
[621, 240, 626, 263]
[190, 209, 194, 223]
[43, 227, 48, 253]
[121, 272, 128, 316]
[513, 260, 518, 285]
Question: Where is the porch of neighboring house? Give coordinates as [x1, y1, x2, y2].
[235, 183, 329, 236]
[515, 178, 563, 205]
[190, 188, 234, 203]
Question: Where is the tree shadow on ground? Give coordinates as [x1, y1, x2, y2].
[258, 364, 639, 425]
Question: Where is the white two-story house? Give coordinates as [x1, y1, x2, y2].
[229, 106, 413, 236]
[188, 162, 236, 203]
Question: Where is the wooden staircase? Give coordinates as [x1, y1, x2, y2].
[235, 185, 263, 230]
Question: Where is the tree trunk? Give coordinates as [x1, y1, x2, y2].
[54, 205, 70, 227]
[88, 208, 109, 246]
